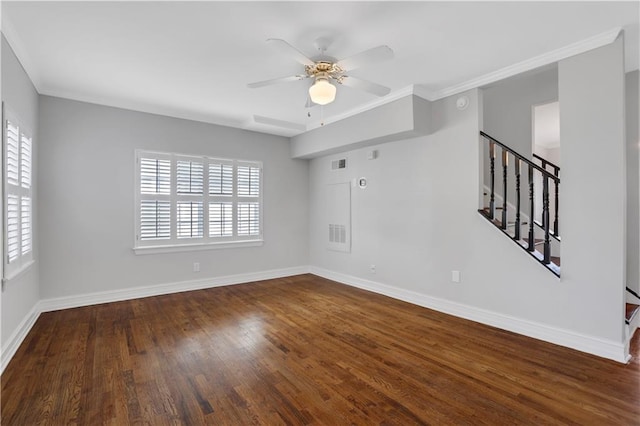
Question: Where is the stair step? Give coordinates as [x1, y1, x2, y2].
[626, 303, 640, 323]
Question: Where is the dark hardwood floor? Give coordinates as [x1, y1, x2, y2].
[2, 274, 639, 425]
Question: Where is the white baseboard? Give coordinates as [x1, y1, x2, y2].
[2, 264, 629, 376]
[38, 266, 310, 313]
[1, 265, 310, 374]
[1, 304, 41, 373]
[309, 266, 629, 363]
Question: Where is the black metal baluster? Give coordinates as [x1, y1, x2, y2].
[489, 142, 495, 220]
[543, 176, 551, 264]
[554, 178, 559, 237]
[514, 158, 521, 240]
[501, 150, 508, 230]
[528, 165, 535, 252]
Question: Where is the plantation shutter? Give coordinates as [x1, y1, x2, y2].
[237, 165, 260, 196]
[139, 156, 171, 241]
[177, 160, 204, 194]
[4, 114, 34, 276]
[6, 195, 19, 263]
[140, 158, 170, 194]
[6, 121, 19, 186]
[209, 163, 233, 196]
[135, 151, 262, 251]
[140, 200, 171, 240]
[209, 202, 232, 237]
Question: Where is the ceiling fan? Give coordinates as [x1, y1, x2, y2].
[248, 37, 394, 106]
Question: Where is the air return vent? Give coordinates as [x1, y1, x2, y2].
[329, 224, 346, 244]
[331, 158, 347, 170]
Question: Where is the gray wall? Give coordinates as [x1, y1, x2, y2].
[38, 96, 309, 299]
[482, 65, 558, 220]
[483, 66, 558, 156]
[309, 89, 581, 334]
[1, 35, 40, 349]
[481, 67, 558, 206]
[309, 40, 629, 350]
[559, 37, 626, 341]
[627, 70, 639, 294]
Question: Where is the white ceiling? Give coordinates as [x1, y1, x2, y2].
[2, 1, 639, 137]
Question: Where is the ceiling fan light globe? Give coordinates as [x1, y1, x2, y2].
[309, 78, 336, 105]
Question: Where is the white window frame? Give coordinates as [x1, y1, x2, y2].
[3, 106, 35, 281]
[134, 150, 263, 255]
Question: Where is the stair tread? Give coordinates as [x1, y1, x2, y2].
[627, 303, 640, 322]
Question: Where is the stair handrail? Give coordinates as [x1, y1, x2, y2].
[627, 287, 640, 300]
[479, 131, 561, 274]
[480, 131, 560, 183]
[532, 153, 560, 177]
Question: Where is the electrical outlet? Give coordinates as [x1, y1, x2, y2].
[452, 270, 461, 283]
[370, 264, 376, 274]
[193, 262, 200, 272]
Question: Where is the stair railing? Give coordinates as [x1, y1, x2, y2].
[533, 153, 561, 236]
[480, 131, 560, 265]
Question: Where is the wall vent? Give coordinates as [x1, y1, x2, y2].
[329, 224, 347, 244]
[331, 158, 347, 170]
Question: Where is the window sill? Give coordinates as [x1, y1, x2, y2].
[133, 240, 264, 255]
[2, 259, 36, 284]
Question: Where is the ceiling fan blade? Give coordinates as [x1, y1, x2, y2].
[247, 74, 308, 89]
[339, 76, 391, 97]
[337, 45, 394, 71]
[266, 38, 315, 66]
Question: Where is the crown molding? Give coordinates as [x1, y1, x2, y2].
[429, 27, 622, 101]
[1, 18, 43, 91]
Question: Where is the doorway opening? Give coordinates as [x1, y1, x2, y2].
[532, 101, 560, 224]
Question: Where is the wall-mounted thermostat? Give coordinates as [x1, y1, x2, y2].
[358, 178, 367, 189]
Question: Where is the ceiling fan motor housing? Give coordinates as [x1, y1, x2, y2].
[305, 62, 344, 82]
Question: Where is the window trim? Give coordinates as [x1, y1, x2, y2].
[3, 105, 35, 281]
[133, 149, 263, 254]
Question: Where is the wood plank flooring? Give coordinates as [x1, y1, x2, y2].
[2, 274, 639, 425]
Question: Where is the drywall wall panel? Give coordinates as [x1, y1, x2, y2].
[626, 70, 639, 294]
[309, 50, 628, 358]
[482, 66, 558, 204]
[309, 88, 567, 326]
[1, 35, 40, 350]
[291, 95, 431, 159]
[37, 96, 309, 299]
[559, 37, 626, 341]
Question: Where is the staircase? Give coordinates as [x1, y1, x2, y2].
[627, 287, 640, 341]
[479, 131, 639, 344]
[478, 131, 561, 277]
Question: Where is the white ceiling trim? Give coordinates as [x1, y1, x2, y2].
[41, 85, 247, 130]
[429, 27, 622, 101]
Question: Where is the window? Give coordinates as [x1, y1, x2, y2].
[135, 150, 262, 253]
[3, 113, 34, 278]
